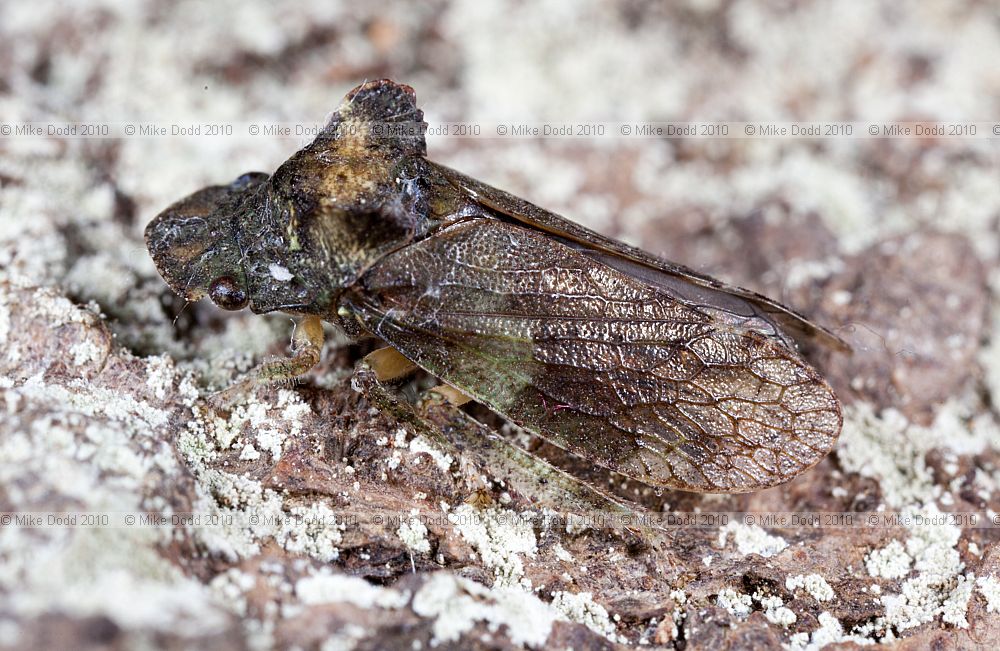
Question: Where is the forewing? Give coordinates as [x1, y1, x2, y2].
[343, 220, 842, 492]
[429, 161, 849, 353]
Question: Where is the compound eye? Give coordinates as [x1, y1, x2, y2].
[208, 276, 249, 311]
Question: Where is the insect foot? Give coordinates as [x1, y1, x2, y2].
[205, 316, 327, 415]
[203, 377, 255, 416]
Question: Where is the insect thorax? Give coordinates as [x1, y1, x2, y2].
[234, 149, 442, 318]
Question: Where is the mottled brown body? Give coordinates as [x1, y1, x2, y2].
[146, 80, 845, 494]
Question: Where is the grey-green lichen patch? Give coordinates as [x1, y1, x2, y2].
[411, 573, 556, 648]
[174, 390, 345, 564]
[785, 574, 835, 603]
[397, 513, 431, 554]
[447, 504, 538, 588]
[549, 590, 622, 642]
[0, 282, 237, 641]
[717, 521, 788, 558]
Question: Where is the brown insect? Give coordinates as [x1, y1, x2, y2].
[146, 80, 844, 495]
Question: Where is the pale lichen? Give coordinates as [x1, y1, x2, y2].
[865, 540, 913, 580]
[785, 574, 835, 602]
[398, 514, 431, 554]
[279, 502, 343, 563]
[716, 588, 753, 619]
[758, 594, 796, 628]
[296, 569, 410, 610]
[550, 590, 621, 642]
[408, 435, 455, 473]
[447, 505, 537, 588]
[411, 573, 555, 648]
[787, 612, 875, 650]
[717, 521, 788, 558]
[977, 575, 1000, 613]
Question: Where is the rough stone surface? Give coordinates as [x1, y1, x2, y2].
[2, 1, 1000, 650]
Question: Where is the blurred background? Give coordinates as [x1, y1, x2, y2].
[2, 0, 997, 297]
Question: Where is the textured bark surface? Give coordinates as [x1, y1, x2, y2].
[2, 2, 1000, 649]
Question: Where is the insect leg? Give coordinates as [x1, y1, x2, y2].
[351, 358, 485, 490]
[362, 346, 419, 382]
[210, 316, 324, 409]
[351, 357, 675, 552]
[428, 384, 471, 407]
[417, 390, 676, 551]
[255, 315, 325, 383]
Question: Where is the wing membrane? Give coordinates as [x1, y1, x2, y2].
[344, 219, 842, 492]
[429, 160, 849, 353]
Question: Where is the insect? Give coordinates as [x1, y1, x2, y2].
[146, 79, 844, 495]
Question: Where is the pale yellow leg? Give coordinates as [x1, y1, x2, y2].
[429, 384, 472, 407]
[363, 346, 418, 382]
[361, 349, 469, 405]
